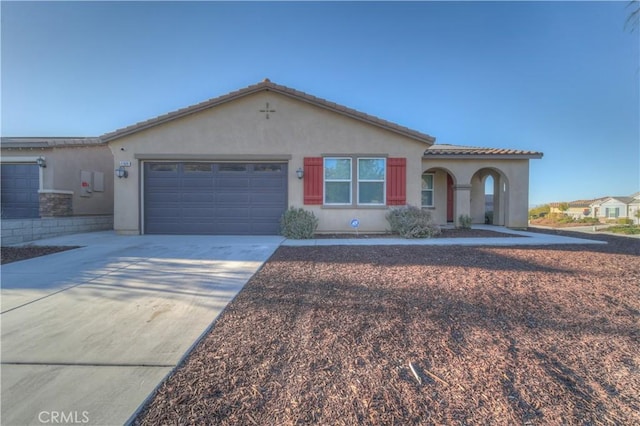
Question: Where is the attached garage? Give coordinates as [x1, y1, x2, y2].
[143, 162, 287, 235]
[1, 163, 40, 219]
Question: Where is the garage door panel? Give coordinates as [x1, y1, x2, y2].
[252, 179, 285, 189]
[1, 163, 40, 219]
[216, 193, 250, 204]
[251, 192, 286, 203]
[144, 162, 287, 235]
[252, 209, 286, 222]
[181, 178, 214, 189]
[217, 178, 250, 189]
[217, 208, 250, 218]
[145, 192, 182, 207]
[182, 207, 215, 217]
[180, 223, 218, 234]
[181, 193, 214, 202]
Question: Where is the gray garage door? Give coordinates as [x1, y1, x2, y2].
[144, 162, 288, 235]
[1, 163, 40, 219]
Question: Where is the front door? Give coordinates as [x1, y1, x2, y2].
[447, 174, 454, 222]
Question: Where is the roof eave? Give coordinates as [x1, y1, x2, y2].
[100, 83, 267, 143]
[423, 153, 543, 160]
[265, 85, 435, 144]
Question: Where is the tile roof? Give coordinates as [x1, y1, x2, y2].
[424, 144, 543, 159]
[100, 79, 437, 144]
[549, 198, 607, 208]
[0, 137, 104, 148]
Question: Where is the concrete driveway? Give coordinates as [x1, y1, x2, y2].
[1, 231, 283, 426]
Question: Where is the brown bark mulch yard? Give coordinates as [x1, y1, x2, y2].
[0, 245, 81, 264]
[135, 232, 639, 425]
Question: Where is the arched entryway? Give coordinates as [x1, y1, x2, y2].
[470, 168, 508, 225]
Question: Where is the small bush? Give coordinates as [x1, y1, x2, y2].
[617, 218, 633, 225]
[577, 217, 599, 224]
[280, 207, 318, 239]
[603, 225, 640, 235]
[386, 206, 441, 239]
[457, 214, 473, 229]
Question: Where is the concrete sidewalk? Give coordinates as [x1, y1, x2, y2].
[282, 224, 607, 246]
[1, 232, 283, 426]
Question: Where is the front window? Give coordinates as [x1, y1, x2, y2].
[357, 158, 386, 205]
[421, 173, 434, 207]
[324, 158, 352, 204]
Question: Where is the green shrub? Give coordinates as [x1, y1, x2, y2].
[457, 214, 473, 229]
[605, 225, 640, 235]
[558, 215, 575, 224]
[577, 217, 599, 224]
[386, 206, 441, 239]
[280, 207, 318, 239]
[617, 218, 633, 225]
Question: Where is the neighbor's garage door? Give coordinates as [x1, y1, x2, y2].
[144, 162, 287, 235]
[1, 163, 40, 219]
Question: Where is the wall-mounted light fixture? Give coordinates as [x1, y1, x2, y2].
[296, 167, 304, 179]
[36, 157, 46, 168]
[115, 167, 128, 179]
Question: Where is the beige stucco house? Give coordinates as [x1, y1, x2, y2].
[98, 79, 541, 235]
[0, 138, 114, 218]
[0, 137, 114, 243]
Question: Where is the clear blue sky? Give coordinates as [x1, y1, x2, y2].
[2, 1, 638, 206]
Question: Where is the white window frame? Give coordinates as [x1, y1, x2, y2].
[421, 173, 435, 208]
[323, 157, 352, 205]
[606, 207, 619, 218]
[357, 158, 386, 206]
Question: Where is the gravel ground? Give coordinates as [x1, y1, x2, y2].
[134, 232, 640, 425]
[0, 245, 81, 264]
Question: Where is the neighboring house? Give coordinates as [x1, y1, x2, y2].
[0, 138, 114, 218]
[101, 79, 541, 235]
[549, 198, 606, 219]
[590, 194, 640, 222]
[630, 194, 640, 224]
[1, 79, 543, 236]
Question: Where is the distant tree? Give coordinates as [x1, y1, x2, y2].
[627, 0, 640, 32]
[558, 202, 570, 215]
[529, 204, 550, 219]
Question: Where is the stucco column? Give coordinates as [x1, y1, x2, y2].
[453, 184, 472, 227]
[493, 177, 504, 226]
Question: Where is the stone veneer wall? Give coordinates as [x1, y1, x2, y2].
[1, 215, 113, 245]
[39, 191, 73, 217]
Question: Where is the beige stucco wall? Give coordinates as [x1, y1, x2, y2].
[1, 145, 114, 216]
[422, 158, 530, 228]
[108, 91, 429, 234]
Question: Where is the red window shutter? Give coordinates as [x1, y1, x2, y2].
[303, 157, 323, 205]
[386, 158, 406, 205]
